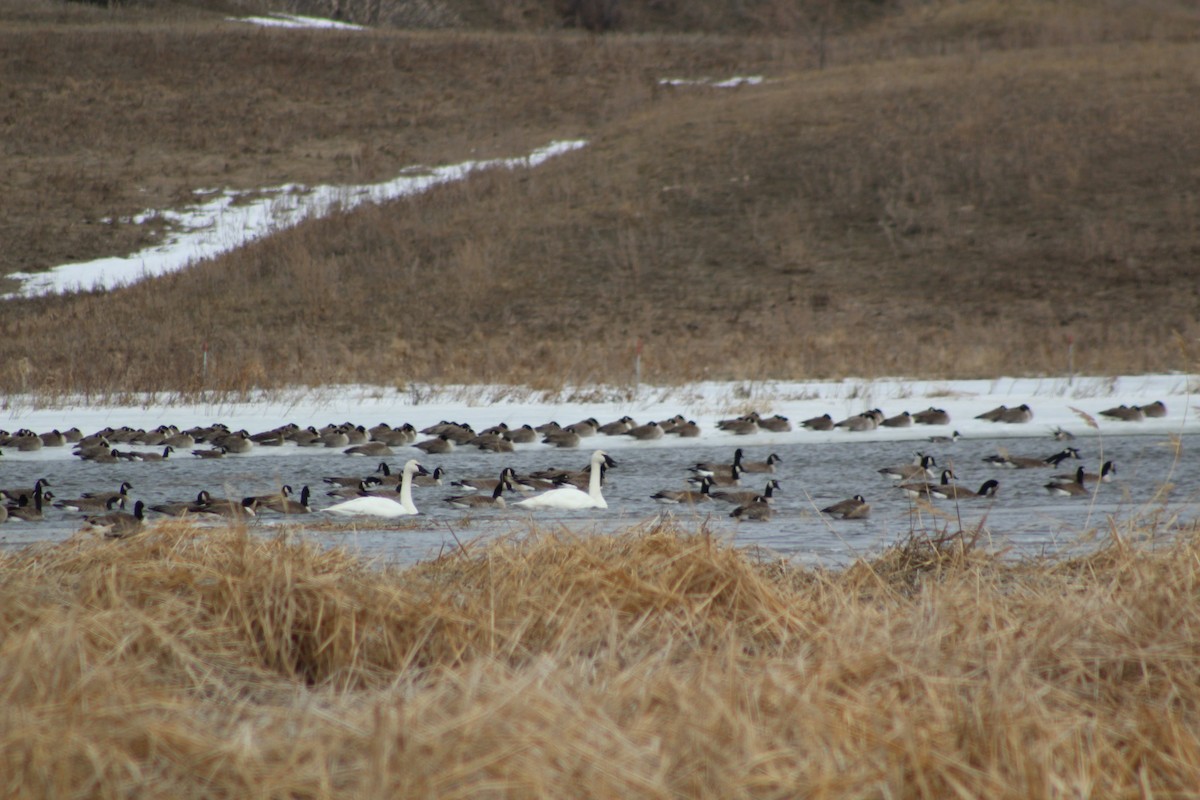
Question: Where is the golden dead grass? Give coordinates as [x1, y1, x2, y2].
[3, 519, 1200, 797]
[3, 4, 1200, 396]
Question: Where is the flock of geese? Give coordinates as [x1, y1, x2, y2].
[0, 399, 1163, 538]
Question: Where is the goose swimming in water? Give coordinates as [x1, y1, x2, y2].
[324, 460, 428, 517]
[515, 450, 615, 510]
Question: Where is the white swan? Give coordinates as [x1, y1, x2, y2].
[324, 459, 427, 517]
[515, 450, 615, 511]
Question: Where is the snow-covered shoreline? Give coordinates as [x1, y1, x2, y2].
[0, 374, 1193, 461]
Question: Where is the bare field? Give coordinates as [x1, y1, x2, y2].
[2, 2, 1200, 395]
[4, 521, 1200, 797]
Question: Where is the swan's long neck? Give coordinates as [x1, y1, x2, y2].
[399, 467, 418, 513]
[588, 458, 606, 507]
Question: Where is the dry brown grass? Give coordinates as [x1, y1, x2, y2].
[3, 518, 1200, 797]
[3, 1, 1200, 396]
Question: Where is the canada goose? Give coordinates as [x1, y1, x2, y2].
[835, 410, 881, 432]
[898, 469, 957, 499]
[928, 479, 1000, 500]
[451, 467, 518, 493]
[476, 436, 515, 453]
[56, 482, 133, 512]
[503, 424, 538, 444]
[712, 479, 780, 506]
[325, 460, 429, 517]
[133, 446, 173, 462]
[92, 448, 127, 464]
[999, 404, 1034, 423]
[982, 447, 1080, 469]
[928, 430, 962, 444]
[801, 414, 834, 431]
[1045, 470, 1090, 497]
[55, 493, 121, 513]
[250, 423, 297, 444]
[344, 441, 394, 457]
[878, 454, 937, 481]
[252, 484, 294, 508]
[912, 407, 951, 425]
[260, 486, 312, 514]
[690, 463, 743, 487]
[1051, 427, 1076, 441]
[74, 439, 112, 460]
[0, 503, 7, 523]
[39, 429, 68, 447]
[624, 421, 664, 441]
[670, 420, 702, 437]
[411, 467, 447, 487]
[821, 495, 869, 519]
[378, 423, 418, 446]
[880, 411, 912, 428]
[657, 415, 687, 434]
[323, 462, 389, 488]
[721, 418, 760, 436]
[975, 405, 1008, 422]
[541, 429, 581, 448]
[326, 480, 379, 499]
[651, 476, 715, 505]
[534, 420, 563, 435]
[192, 446, 227, 459]
[163, 430, 196, 449]
[82, 500, 146, 538]
[689, 449, 744, 478]
[567, 418, 600, 437]
[6, 486, 48, 521]
[1099, 404, 1144, 422]
[11, 431, 42, 451]
[444, 476, 509, 509]
[1, 478, 53, 503]
[717, 412, 760, 432]
[1050, 461, 1116, 485]
[598, 416, 635, 435]
[758, 415, 792, 432]
[214, 430, 253, 453]
[447, 424, 480, 445]
[741, 453, 782, 474]
[515, 450, 615, 511]
[344, 425, 369, 445]
[730, 497, 772, 521]
[288, 427, 323, 447]
[150, 490, 214, 516]
[415, 434, 455, 454]
[1140, 400, 1167, 418]
[197, 496, 259, 518]
[320, 427, 351, 448]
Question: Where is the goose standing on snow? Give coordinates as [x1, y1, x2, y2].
[325, 460, 429, 517]
[515, 450, 616, 511]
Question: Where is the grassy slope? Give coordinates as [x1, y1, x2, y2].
[2, 2, 1200, 395]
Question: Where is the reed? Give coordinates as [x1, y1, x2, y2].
[3, 517, 1200, 797]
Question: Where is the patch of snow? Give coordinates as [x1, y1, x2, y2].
[229, 13, 366, 30]
[4, 140, 587, 299]
[659, 75, 765, 88]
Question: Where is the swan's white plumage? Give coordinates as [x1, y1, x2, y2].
[515, 450, 611, 510]
[325, 459, 424, 517]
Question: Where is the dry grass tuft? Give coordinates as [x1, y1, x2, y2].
[4, 519, 1200, 796]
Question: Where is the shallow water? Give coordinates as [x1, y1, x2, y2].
[1, 431, 1195, 567]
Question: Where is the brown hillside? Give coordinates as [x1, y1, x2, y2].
[2, 2, 1200, 395]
